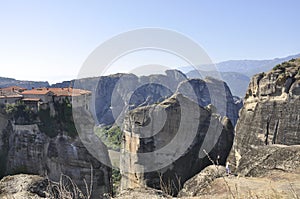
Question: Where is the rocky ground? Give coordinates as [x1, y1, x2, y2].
[0, 174, 47, 199]
[1, 168, 299, 199]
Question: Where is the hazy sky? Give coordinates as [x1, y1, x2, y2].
[0, 0, 299, 84]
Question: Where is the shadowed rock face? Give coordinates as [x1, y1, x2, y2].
[230, 58, 300, 168]
[177, 77, 240, 126]
[94, 71, 186, 126]
[93, 70, 241, 127]
[0, 121, 112, 198]
[120, 94, 234, 195]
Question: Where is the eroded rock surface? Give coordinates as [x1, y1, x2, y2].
[1, 122, 112, 198]
[231, 58, 300, 167]
[177, 145, 300, 198]
[90, 70, 241, 127]
[178, 165, 226, 197]
[120, 94, 234, 195]
[0, 174, 46, 199]
[236, 144, 300, 177]
[177, 77, 240, 126]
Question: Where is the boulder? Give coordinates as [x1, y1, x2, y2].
[178, 165, 226, 197]
[0, 174, 46, 199]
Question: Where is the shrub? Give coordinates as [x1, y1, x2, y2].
[5, 102, 37, 124]
[273, 64, 283, 71]
[95, 125, 122, 151]
[112, 169, 121, 196]
[37, 99, 78, 138]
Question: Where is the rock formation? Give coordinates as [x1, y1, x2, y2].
[177, 163, 300, 198]
[177, 59, 300, 198]
[120, 94, 234, 195]
[0, 113, 112, 198]
[0, 174, 47, 199]
[231, 58, 300, 167]
[71, 69, 241, 127]
[177, 77, 240, 126]
[236, 144, 300, 177]
[177, 165, 226, 197]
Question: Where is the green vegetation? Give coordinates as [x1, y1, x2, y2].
[94, 125, 123, 195]
[5, 102, 36, 124]
[1, 98, 78, 138]
[53, 99, 77, 138]
[38, 99, 77, 138]
[95, 125, 123, 151]
[273, 59, 297, 71]
[112, 169, 121, 196]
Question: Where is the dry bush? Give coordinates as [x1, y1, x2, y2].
[158, 172, 181, 196]
[46, 166, 93, 199]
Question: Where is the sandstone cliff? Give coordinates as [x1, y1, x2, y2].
[0, 111, 112, 198]
[177, 77, 239, 126]
[231, 58, 300, 167]
[74, 69, 241, 127]
[120, 94, 234, 195]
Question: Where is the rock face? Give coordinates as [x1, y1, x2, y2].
[0, 121, 112, 198]
[236, 145, 300, 177]
[94, 70, 188, 126]
[71, 70, 241, 127]
[231, 58, 300, 167]
[177, 77, 240, 126]
[178, 165, 226, 197]
[120, 94, 234, 195]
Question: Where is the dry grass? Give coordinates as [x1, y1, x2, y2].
[158, 172, 181, 196]
[203, 149, 236, 199]
[46, 166, 93, 199]
[201, 149, 300, 199]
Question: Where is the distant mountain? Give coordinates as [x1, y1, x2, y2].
[185, 53, 300, 97]
[186, 70, 250, 97]
[216, 53, 300, 77]
[0, 77, 49, 89]
[50, 80, 73, 88]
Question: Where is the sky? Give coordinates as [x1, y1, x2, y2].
[0, 0, 300, 84]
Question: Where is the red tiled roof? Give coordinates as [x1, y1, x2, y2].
[0, 86, 26, 96]
[21, 89, 54, 95]
[1, 86, 27, 92]
[21, 88, 91, 97]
